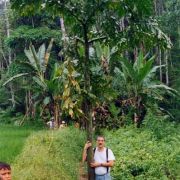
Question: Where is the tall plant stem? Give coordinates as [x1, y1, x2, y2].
[82, 23, 94, 180]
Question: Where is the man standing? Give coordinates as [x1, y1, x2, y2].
[82, 136, 115, 180]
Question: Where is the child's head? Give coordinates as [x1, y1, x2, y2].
[0, 162, 11, 180]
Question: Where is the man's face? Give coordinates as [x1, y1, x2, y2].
[0, 168, 11, 180]
[96, 137, 105, 148]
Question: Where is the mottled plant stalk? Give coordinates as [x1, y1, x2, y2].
[82, 23, 95, 180]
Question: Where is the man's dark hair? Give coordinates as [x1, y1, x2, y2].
[96, 135, 105, 141]
[0, 162, 11, 170]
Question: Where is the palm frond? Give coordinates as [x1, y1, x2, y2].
[19, 61, 38, 72]
[114, 67, 126, 82]
[3, 73, 29, 86]
[137, 58, 154, 84]
[133, 51, 144, 71]
[145, 64, 165, 82]
[148, 84, 178, 96]
[24, 49, 37, 70]
[33, 76, 47, 90]
[120, 58, 136, 82]
[30, 44, 41, 71]
[37, 43, 46, 71]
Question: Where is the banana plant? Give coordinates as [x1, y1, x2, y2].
[114, 52, 177, 126]
[4, 40, 81, 127]
[94, 42, 117, 74]
[3, 40, 53, 120]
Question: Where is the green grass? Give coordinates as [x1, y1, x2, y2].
[0, 125, 39, 163]
[12, 127, 85, 180]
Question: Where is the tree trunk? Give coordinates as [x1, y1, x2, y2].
[133, 47, 138, 61]
[140, 42, 145, 54]
[83, 23, 94, 180]
[178, 25, 180, 49]
[54, 101, 60, 129]
[154, 0, 165, 82]
[154, 0, 164, 16]
[60, 17, 68, 49]
[44, 38, 54, 68]
[119, 16, 125, 32]
[165, 49, 169, 85]
[31, 16, 34, 28]
[25, 90, 35, 118]
[4, 0, 11, 65]
[155, 46, 163, 82]
[124, 51, 129, 60]
[25, 90, 29, 116]
[10, 84, 15, 108]
[154, 0, 157, 15]
[0, 61, 2, 73]
[28, 90, 35, 118]
[4, 1, 16, 110]
[0, 36, 8, 69]
[159, 48, 163, 82]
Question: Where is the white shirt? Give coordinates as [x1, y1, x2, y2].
[47, 121, 54, 129]
[94, 147, 115, 175]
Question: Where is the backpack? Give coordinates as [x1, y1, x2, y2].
[93, 147, 109, 173]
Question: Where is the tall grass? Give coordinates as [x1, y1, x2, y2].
[0, 125, 39, 163]
[13, 127, 85, 180]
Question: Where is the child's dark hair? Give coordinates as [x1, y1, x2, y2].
[0, 162, 11, 170]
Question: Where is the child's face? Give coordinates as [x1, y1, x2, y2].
[0, 168, 11, 180]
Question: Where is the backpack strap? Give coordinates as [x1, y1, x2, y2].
[93, 147, 96, 154]
[106, 148, 109, 173]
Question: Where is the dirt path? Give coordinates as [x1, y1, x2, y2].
[79, 162, 88, 180]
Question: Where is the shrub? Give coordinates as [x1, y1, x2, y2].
[105, 114, 180, 179]
[0, 108, 24, 124]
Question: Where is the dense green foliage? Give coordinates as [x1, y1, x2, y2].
[0, 0, 177, 127]
[106, 113, 180, 179]
[6, 25, 61, 48]
[159, 0, 180, 121]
